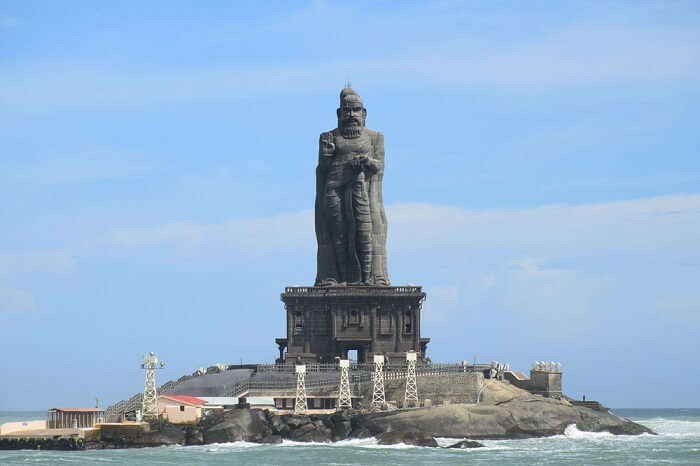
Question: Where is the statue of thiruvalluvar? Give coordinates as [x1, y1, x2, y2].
[314, 86, 390, 287]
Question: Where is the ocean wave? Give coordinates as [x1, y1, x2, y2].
[563, 424, 615, 439]
[282, 437, 416, 449]
[173, 441, 265, 453]
[640, 418, 700, 438]
[281, 437, 458, 450]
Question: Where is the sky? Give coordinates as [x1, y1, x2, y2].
[1, 1, 699, 410]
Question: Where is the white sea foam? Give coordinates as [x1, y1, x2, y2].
[640, 418, 700, 437]
[175, 441, 264, 453]
[281, 437, 430, 449]
[563, 423, 615, 439]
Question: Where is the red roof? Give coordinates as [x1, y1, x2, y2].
[160, 395, 208, 406]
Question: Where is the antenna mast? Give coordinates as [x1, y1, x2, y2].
[141, 352, 165, 419]
[371, 354, 386, 411]
[404, 351, 419, 408]
[294, 364, 308, 414]
[337, 359, 352, 410]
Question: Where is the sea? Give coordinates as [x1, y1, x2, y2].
[1, 409, 699, 465]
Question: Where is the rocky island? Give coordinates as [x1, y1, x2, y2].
[0, 87, 655, 451]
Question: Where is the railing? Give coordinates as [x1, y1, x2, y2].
[104, 373, 192, 422]
[282, 286, 423, 296]
[104, 393, 143, 422]
[241, 364, 485, 395]
[231, 381, 250, 397]
[106, 362, 493, 417]
[257, 362, 491, 374]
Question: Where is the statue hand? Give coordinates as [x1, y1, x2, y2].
[320, 134, 335, 155]
[353, 154, 369, 168]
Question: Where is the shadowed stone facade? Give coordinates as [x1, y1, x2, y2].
[277, 286, 429, 364]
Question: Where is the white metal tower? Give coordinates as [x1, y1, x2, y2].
[141, 352, 165, 419]
[337, 359, 352, 410]
[294, 364, 307, 414]
[404, 351, 419, 408]
[371, 354, 386, 411]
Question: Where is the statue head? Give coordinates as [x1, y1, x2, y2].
[337, 86, 366, 138]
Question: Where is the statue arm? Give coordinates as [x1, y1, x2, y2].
[318, 131, 334, 173]
[364, 132, 384, 174]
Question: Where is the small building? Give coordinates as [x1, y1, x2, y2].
[529, 365, 563, 398]
[158, 395, 207, 423]
[47, 408, 104, 429]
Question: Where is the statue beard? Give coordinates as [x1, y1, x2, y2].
[341, 124, 362, 139]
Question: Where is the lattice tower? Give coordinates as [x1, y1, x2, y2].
[404, 351, 419, 408]
[337, 359, 352, 410]
[294, 364, 308, 414]
[141, 352, 164, 419]
[371, 355, 386, 411]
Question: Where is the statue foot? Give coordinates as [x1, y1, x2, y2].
[317, 278, 340, 287]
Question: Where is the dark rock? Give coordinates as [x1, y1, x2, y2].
[287, 420, 333, 443]
[602, 420, 655, 436]
[261, 434, 283, 444]
[332, 420, 353, 440]
[203, 409, 271, 443]
[377, 431, 438, 447]
[184, 425, 204, 445]
[349, 425, 373, 439]
[446, 439, 485, 449]
[354, 396, 655, 440]
[142, 423, 186, 446]
[268, 414, 290, 436]
[283, 414, 312, 428]
[330, 411, 352, 424]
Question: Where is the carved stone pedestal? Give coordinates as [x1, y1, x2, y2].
[276, 286, 430, 365]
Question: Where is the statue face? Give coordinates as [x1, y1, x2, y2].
[338, 100, 366, 129]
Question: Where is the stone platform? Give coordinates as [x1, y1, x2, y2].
[277, 286, 429, 364]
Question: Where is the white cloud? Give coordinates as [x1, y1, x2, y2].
[0, 16, 22, 27]
[0, 248, 75, 278]
[503, 258, 602, 323]
[387, 194, 700, 257]
[94, 194, 700, 327]
[1, 18, 697, 112]
[0, 287, 38, 315]
[0, 149, 151, 187]
[102, 193, 700, 262]
[106, 209, 315, 258]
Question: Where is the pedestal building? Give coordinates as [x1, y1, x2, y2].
[276, 286, 430, 364]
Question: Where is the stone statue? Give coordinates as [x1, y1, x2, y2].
[314, 87, 390, 286]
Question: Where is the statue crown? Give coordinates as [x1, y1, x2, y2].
[340, 87, 363, 106]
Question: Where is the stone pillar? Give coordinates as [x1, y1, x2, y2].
[304, 307, 310, 353]
[416, 306, 422, 355]
[393, 312, 399, 352]
[331, 308, 337, 339]
[370, 305, 377, 352]
[413, 308, 419, 351]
